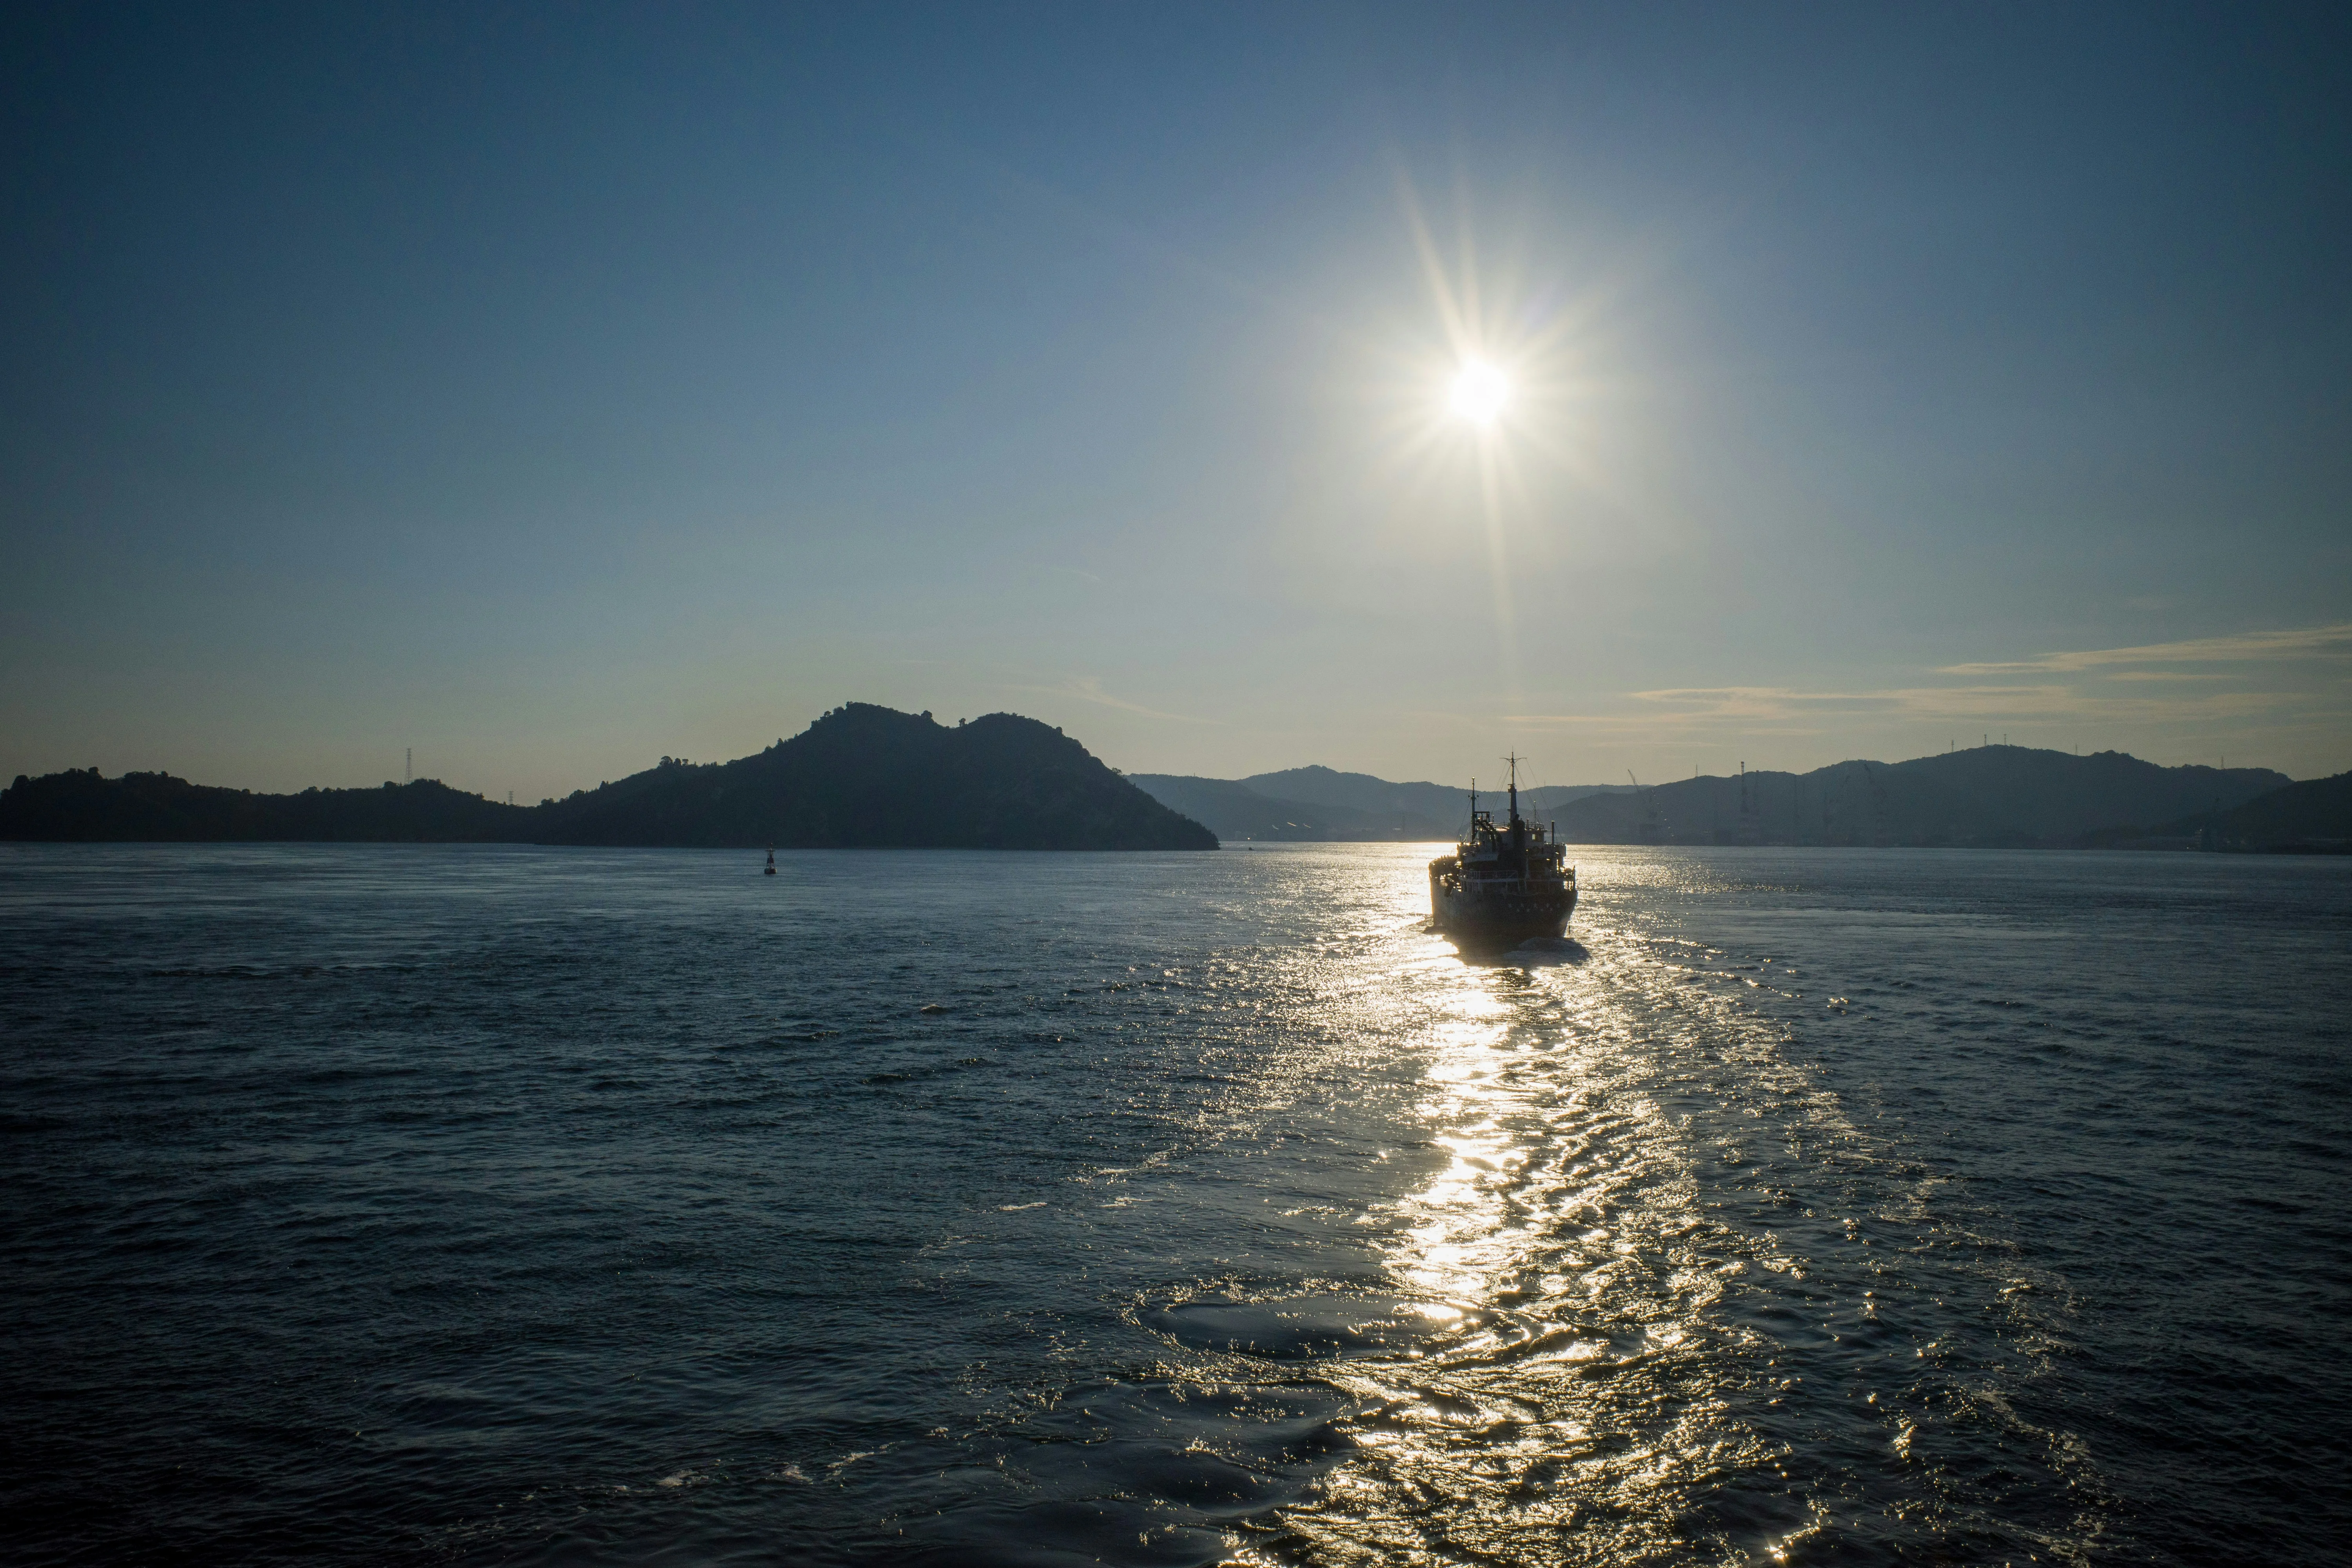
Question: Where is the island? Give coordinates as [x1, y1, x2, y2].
[0, 704, 1220, 851]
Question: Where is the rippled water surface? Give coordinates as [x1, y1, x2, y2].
[4, 843, 2348, 1566]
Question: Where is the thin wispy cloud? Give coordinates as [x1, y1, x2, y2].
[1007, 677, 1215, 726]
[1939, 623, 2352, 676]
[1648, 686, 2292, 723]
[1484, 622, 2351, 757]
[1506, 682, 2302, 739]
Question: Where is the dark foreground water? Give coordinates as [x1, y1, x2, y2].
[3, 844, 2348, 1566]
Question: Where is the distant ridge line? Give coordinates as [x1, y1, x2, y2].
[11, 732, 2341, 853]
[1131, 746, 2330, 850]
[0, 704, 1217, 851]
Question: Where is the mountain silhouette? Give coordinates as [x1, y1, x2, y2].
[1133, 766, 1629, 842]
[539, 705, 1213, 849]
[1, 705, 1216, 850]
[9, 731, 2327, 853]
[2084, 768, 2352, 851]
[0, 771, 526, 842]
[1553, 746, 2290, 846]
[1139, 745, 2299, 848]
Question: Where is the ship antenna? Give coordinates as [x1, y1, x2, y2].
[1503, 753, 1522, 827]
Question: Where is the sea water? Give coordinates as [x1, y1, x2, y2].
[2, 843, 2346, 1566]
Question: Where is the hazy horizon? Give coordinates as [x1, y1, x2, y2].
[6, 4, 2347, 800]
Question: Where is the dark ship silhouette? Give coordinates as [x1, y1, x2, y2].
[1429, 756, 1577, 944]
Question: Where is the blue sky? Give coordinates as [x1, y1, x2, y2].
[5, 2, 2347, 799]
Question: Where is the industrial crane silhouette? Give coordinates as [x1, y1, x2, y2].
[1628, 770, 1664, 844]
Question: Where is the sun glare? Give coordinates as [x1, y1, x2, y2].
[1450, 359, 1510, 426]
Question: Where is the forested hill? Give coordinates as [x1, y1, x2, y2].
[1550, 745, 2292, 848]
[1136, 745, 2309, 849]
[1129, 766, 1628, 842]
[2102, 769, 2352, 851]
[0, 705, 1217, 850]
[538, 706, 1214, 849]
[0, 771, 530, 842]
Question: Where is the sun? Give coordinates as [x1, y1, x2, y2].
[1449, 359, 1510, 426]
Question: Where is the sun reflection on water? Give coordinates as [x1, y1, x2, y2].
[1078, 847, 2112, 1566]
[1247, 901, 1793, 1564]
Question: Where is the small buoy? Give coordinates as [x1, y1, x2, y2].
[764, 845, 777, 876]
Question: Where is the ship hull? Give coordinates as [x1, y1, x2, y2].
[1428, 858, 1575, 944]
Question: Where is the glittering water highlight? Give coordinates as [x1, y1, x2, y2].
[2, 843, 2345, 1565]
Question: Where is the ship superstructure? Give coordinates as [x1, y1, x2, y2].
[1428, 756, 1577, 944]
